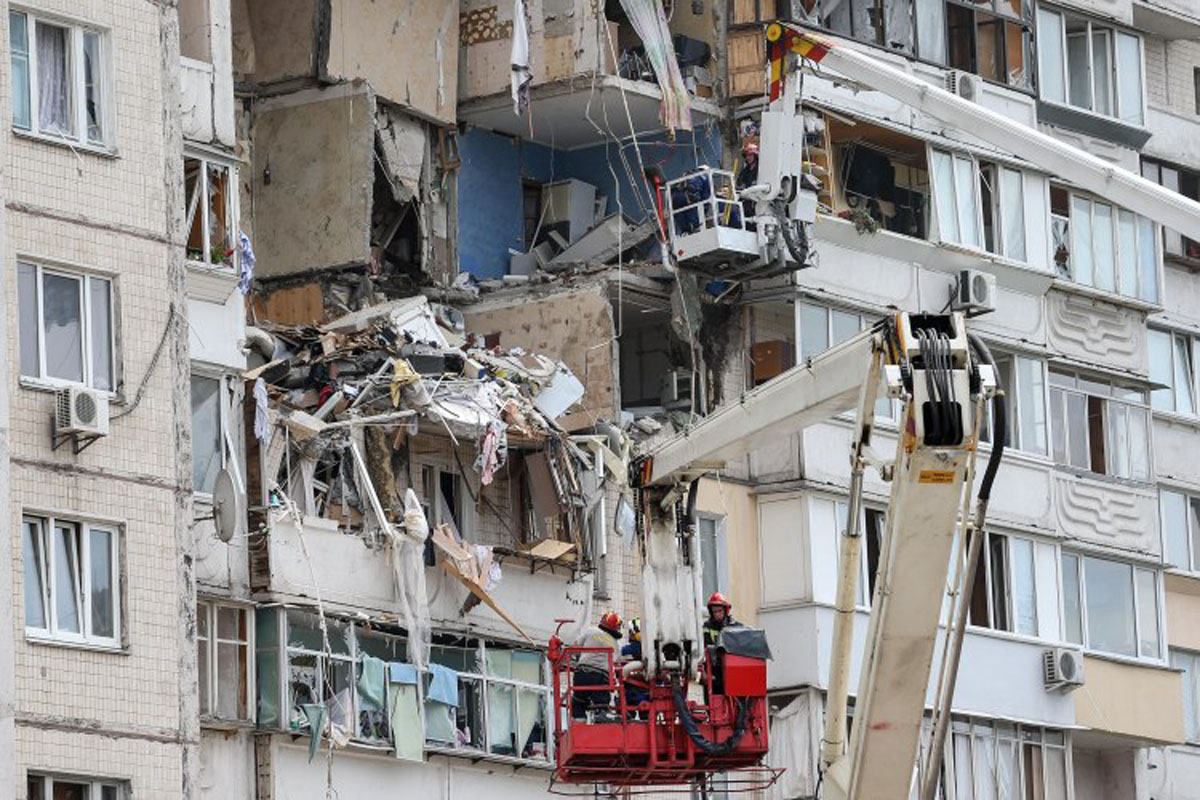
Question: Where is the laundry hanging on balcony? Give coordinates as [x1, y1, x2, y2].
[618, 0, 692, 132]
[510, 0, 532, 116]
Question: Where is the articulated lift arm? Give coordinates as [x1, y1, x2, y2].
[635, 311, 999, 799]
[769, 24, 1200, 238]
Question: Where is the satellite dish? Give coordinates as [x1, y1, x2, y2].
[211, 468, 245, 543]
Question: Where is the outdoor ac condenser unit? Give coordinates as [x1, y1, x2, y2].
[1043, 647, 1085, 693]
[951, 269, 996, 316]
[55, 385, 110, 438]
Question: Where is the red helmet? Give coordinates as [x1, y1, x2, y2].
[599, 612, 623, 636]
[707, 592, 731, 611]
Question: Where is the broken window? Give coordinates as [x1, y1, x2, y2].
[9, 10, 109, 145]
[1038, 10, 1143, 125]
[23, 514, 120, 647]
[198, 600, 253, 721]
[17, 261, 114, 390]
[421, 464, 468, 536]
[283, 610, 356, 732]
[190, 373, 227, 495]
[977, 161, 1027, 262]
[830, 116, 929, 238]
[1148, 328, 1199, 415]
[178, 0, 212, 62]
[1062, 553, 1160, 659]
[945, 0, 1033, 89]
[930, 149, 981, 249]
[1142, 159, 1200, 260]
[185, 155, 236, 268]
[1050, 184, 1159, 301]
[27, 774, 126, 800]
[965, 531, 1037, 635]
[1048, 369, 1150, 481]
[617, 301, 691, 412]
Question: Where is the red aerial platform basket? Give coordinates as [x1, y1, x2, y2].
[546, 624, 781, 794]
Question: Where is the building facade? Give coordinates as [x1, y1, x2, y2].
[4, 0, 1200, 799]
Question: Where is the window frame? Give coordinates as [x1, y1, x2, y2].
[1047, 368, 1152, 482]
[1159, 487, 1200, 574]
[833, 500, 886, 609]
[966, 530, 1040, 638]
[26, 773, 127, 800]
[943, 716, 1073, 800]
[1060, 552, 1162, 661]
[184, 150, 239, 271]
[22, 513, 122, 649]
[1037, 7, 1146, 127]
[930, 147, 985, 251]
[17, 261, 116, 392]
[8, 8, 113, 149]
[190, 370, 231, 498]
[698, 512, 729, 603]
[1170, 648, 1200, 744]
[797, 299, 899, 423]
[1050, 184, 1161, 302]
[979, 351, 1049, 456]
[1148, 327, 1199, 416]
[197, 598, 256, 724]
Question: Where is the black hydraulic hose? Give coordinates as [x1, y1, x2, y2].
[672, 689, 751, 755]
[967, 332, 1006, 501]
[774, 203, 810, 267]
[686, 479, 699, 529]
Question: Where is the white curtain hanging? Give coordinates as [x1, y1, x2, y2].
[37, 23, 71, 135]
[617, 0, 692, 132]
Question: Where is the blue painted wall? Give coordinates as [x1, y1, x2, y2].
[457, 124, 723, 279]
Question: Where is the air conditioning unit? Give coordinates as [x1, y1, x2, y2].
[1043, 647, 1085, 692]
[55, 386, 109, 438]
[951, 269, 996, 316]
[944, 70, 981, 102]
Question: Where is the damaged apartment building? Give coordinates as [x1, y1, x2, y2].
[6, 0, 1200, 798]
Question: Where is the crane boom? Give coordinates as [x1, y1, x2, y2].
[770, 24, 1200, 239]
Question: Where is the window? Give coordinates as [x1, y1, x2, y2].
[979, 353, 1048, 455]
[27, 774, 125, 800]
[23, 515, 120, 647]
[931, 149, 982, 249]
[966, 531, 1038, 636]
[1048, 369, 1151, 481]
[1061, 553, 1160, 659]
[799, 301, 896, 420]
[699, 515, 727, 601]
[834, 501, 885, 606]
[1171, 649, 1200, 743]
[1050, 184, 1159, 301]
[1159, 489, 1200, 573]
[421, 465, 466, 535]
[1038, 10, 1143, 126]
[178, 0, 212, 62]
[9, 10, 109, 146]
[944, 718, 1069, 800]
[1142, 160, 1200, 260]
[185, 156, 236, 269]
[932, 151, 1035, 262]
[1148, 329, 1199, 415]
[18, 262, 114, 390]
[198, 600, 253, 721]
[190, 374, 227, 495]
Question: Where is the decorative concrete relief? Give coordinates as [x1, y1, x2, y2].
[1052, 474, 1157, 553]
[1046, 291, 1143, 370]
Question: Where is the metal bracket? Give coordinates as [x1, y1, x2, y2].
[50, 414, 102, 455]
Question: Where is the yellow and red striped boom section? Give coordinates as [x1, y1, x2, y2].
[766, 23, 830, 101]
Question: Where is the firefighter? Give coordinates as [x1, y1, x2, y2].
[571, 612, 622, 718]
[621, 618, 649, 717]
[703, 592, 737, 648]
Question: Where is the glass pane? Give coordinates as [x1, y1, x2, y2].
[1066, 392, 1089, 469]
[286, 609, 326, 651]
[1067, 31, 1091, 109]
[1084, 557, 1136, 656]
[218, 606, 242, 640]
[199, 636, 210, 714]
[1045, 746, 1069, 800]
[1050, 388, 1066, 464]
[51, 780, 88, 800]
[10, 12, 31, 129]
[486, 647, 514, 678]
[1037, 9, 1066, 103]
[931, 150, 959, 243]
[1148, 329, 1175, 411]
[1062, 554, 1083, 644]
[23, 520, 47, 629]
[1107, 402, 1129, 479]
[1138, 215, 1158, 303]
[18, 263, 40, 377]
[1175, 335, 1196, 414]
[1093, 203, 1115, 291]
[1070, 196, 1094, 286]
[36, 21, 74, 135]
[101, 786, 119, 800]
[1129, 407, 1150, 482]
[1116, 32, 1144, 126]
[997, 738, 1020, 800]
[1118, 209, 1138, 297]
[831, 310, 860, 345]
[89, 528, 114, 638]
[488, 683, 517, 755]
[1173, 651, 1200, 741]
[1017, 357, 1047, 454]
[700, 517, 719, 601]
[1011, 538, 1038, 635]
[54, 522, 81, 634]
[974, 729, 999, 800]
[799, 303, 829, 360]
[954, 732, 974, 800]
[512, 650, 543, 684]
[518, 690, 549, 759]
[1092, 30, 1112, 116]
[1161, 491, 1189, 569]
[1191, 497, 1200, 573]
[1136, 568, 1160, 658]
[916, 0, 946, 63]
[208, 163, 233, 264]
[89, 278, 112, 391]
[190, 376, 222, 494]
[975, 13, 1004, 83]
[83, 32, 103, 143]
[42, 272, 84, 383]
[999, 168, 1026, 261]
[185, 158, 205, 256]
[955, 156, 980, 247]
[218, 641, 246, 718]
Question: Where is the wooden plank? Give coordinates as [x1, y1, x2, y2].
[526, 538, 577, 561]
[729, 28, 766, 98]
[430, 525, 536, 644]
[730, 0, 761, 25]
[251, 281, 326, 326]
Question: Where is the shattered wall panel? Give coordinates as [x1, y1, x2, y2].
[464, 284, 618, 425]
[326, 0, 459, 125]
[251, 85, 374, 278]
[243, 0, 318, 83]
[376, 108, 426, 204]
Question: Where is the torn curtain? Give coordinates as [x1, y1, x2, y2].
[511, 0, 532, 116]
[617, 0, 692, 132]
